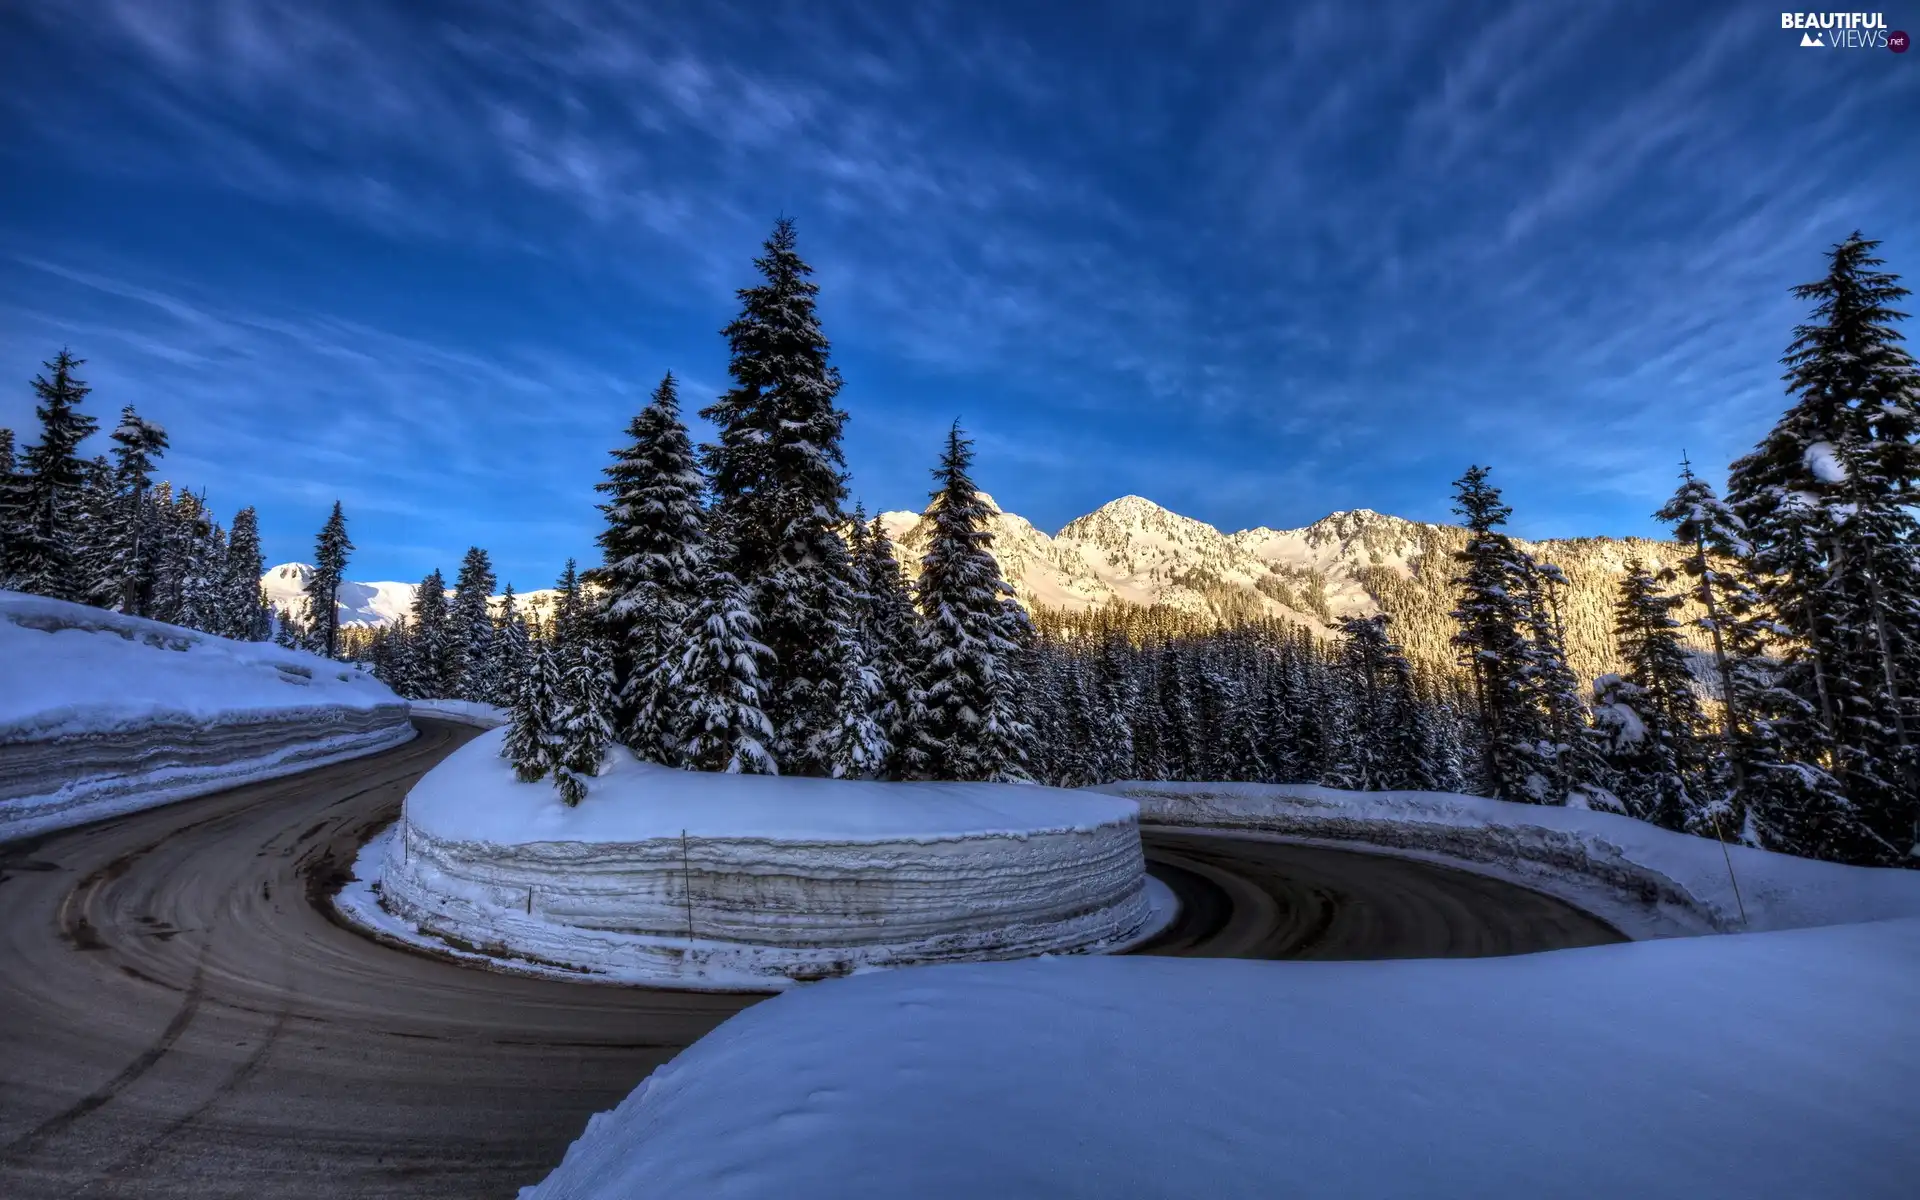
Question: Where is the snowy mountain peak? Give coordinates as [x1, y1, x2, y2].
[268, 562, 314, 584]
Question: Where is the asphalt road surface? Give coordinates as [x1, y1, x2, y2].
[0, 719, 1622, 1198]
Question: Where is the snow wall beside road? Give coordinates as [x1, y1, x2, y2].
[1100, 779, 1920, 936]
[0, 592, 412, 842]
[378, 728, 1155, 988]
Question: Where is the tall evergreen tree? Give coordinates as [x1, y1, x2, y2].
[448, 546, 497, 702]
[1518, 558, 1605, 803]
[304, 501, 353, 659]
[0, 427, 16, 573]
[221, 506, 271, 640]
[911, 424, 1031, 782]
[1654, 459, 1754, 817]
[554, 637, 618, 807]
[179, 512, 228, 634]
[74, 455, 120, 608]
[408, 568, 451, 697]
[1606, 559, 1709, 829]
[854, 513, 926, 778]
[1448, 466, 1551, 801]
[106, 404, 169, 616]
[595, 373, 707, 760]
[550, 558, 587, 653]
[6, 350, 99, 599]
[487, 585, 533, 708]
[1727, 232, 1920, 864]
[673, 543, 778, 774]
[505, 640, 566, 783]
[700, 218, 857, 772]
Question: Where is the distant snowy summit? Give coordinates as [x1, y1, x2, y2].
[260, 562, 564, 630]
[271, 494, 1685, 686]
[881, 495, 1448, 633]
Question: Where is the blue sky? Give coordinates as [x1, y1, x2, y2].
[1, 1, 1916, 588]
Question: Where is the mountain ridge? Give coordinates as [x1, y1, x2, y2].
[273, 493, 1694, 686]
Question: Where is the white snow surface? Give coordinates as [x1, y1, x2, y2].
[372, 730, 1156, 987]
[1099, 779, 1920, 936]
[524, 917, 1920, 1200]
[405, 727, 1139, 845]
[262, 562, 571, 629]
[0, 591, 402, 737]
[1803, 440, 1848, 484]
[0, 592, 412, 841]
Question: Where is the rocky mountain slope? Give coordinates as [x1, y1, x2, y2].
[881, 495, 1698, 688]
[261, 563, 566, 631]
[271, 495, 1696, 689]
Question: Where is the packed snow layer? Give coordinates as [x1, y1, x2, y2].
[342, 825, 1179, 992]
[376, 729, 1155, 986]
[524, 918, 1920, 1200]
[0, 591, 411, 841]
[1098, 779, 1920, 936]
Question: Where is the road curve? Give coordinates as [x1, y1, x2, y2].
[0, 720, 1621, 1199]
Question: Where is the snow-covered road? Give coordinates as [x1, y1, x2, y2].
[0, 719, 1619, 1198]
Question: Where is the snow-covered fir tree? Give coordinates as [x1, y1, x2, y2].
[1518, 558, 1608, 805]
[447, 546, 497, 702]
[700, 219, 860, 774]
[104, 404, 169, 615]
[854, 512, 927, 779]
[303, 501, 353, 659]
[407, 567, 451, 697]
[673, 541, 778, 775]
[272, 603, 304, 649]
[220, 506, 271, 640]
[594, 372, 707, 761]
[486, 584, 533, 707]
[911, 424, 1033, 782]
[554, 637, 618, 807]
[0, 427, 16, 574]
[1448, 466, 1553, 801]
[178, 510, 228, 634]
[5, 350, 99, 600]
[505, 640, 566, 783]
[1605, 559, 1709, 829]
[793, 526, 889, 779]
[1727, 232, 1920, 865]
[1328, 614, 1445, 792]
[73, 455, 120, 608]
[549, 558, 588, 655]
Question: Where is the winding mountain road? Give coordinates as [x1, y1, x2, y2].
[0, 719, 1620, 1198]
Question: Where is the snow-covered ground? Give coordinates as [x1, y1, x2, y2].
[525, 917, 1920, 1200]
[524, 776, 1920, 1197]
[365, 728, 1160, 988]
[0, 591, 412, 841]
[1099, 779, 1920, 937]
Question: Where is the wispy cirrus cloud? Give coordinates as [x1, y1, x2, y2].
[0, 0, 1914, 574]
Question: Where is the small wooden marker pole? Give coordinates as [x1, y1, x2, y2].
[681, 829, 695, 942]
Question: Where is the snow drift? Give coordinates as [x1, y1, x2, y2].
[374, 728, 1156, 987]
[523, 917, 1920, 1200]
[1098, 779, 1920, 936]
[0, 591, 412, 841]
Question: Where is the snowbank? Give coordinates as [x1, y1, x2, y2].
[1099, 780, 1920, 936]
[407, 698, 509, 728]
[525, 918, 1920, 1200]
[0, 591, 412, 841]
[373, 728, 1156, 987]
